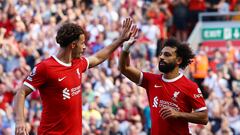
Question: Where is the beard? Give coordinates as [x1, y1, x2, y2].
[158, 61, 177, 73]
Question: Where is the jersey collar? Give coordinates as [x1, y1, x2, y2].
[162, 73, 183, 82]
[52, 55, 72, 67]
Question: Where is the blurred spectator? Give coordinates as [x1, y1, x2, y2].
[0, 0, 239, 134]
[227, 105, 240, 134]
[141, 18, 159, 60]
[232, 1, 240, 20]
[205, 0, 222, 21]
[172, 0, 189, 41]
[190, 44, 209, 98]
[188, 0, 206, 30]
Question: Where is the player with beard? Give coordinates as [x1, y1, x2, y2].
[14, 18, 137, 135]
[119, 37, 208, 135]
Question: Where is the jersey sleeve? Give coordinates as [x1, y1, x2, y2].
[187, 83, 207, 112]
[79, 57, 89, 72]
[23, 62, 47, 91]
[139, 72, 152, 91]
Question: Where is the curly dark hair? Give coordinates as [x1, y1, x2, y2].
[162, 37, 195, 69]
[56, 23, 85, 48]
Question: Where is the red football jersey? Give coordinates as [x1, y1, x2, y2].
[140, 72, 207, 135]
[23, 56, 89, 135]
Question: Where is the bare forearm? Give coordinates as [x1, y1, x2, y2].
[89, 38, 124, 68]
[119, 51, 141, 84]
[119, 51, 130, 73]
[14, 90, 26, 122]
[14, 87, 32, 122]
[177, 111, 208, 125]
[14, 87, 32, 134]
[97, 38, 123, 59]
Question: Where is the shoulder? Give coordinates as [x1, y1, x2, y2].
[142, 72, 162, 80]
[140, 72, 161, 86]
[180, 76, 200, 93]
[179, 76, 198, 88]
[72, 57, 89, 72]
[72, 57, 89, 67]
[72, 57, 88, 63]
[33, 57, 54, 72]
[35, 59, 48, 68]
[40, 57, 54, 66]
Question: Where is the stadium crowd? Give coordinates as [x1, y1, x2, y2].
[0, 0, 239, 135]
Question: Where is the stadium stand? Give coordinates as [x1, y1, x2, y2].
[0, 0, 239, 135]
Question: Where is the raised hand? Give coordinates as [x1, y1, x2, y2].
[120, 18, 135, 41]
[121, 18, 139, 52]
[130, 24, 139, 38]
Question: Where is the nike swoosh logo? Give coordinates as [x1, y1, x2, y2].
[154, 84, 162, 88]
[58, 76, 66, 81]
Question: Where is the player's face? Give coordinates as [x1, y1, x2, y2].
[158, 47, 179, 73]
[72, 34, 86, 58]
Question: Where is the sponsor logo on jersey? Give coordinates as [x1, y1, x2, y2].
[152, 96, 180, 111]
[63, 88, 70, 100]
[153, 96, 158, 108]
[159, 100, 180, 111]
[62, 85, 81, 100]
[71, 85, 81, 96]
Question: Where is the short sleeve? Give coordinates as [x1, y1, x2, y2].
[79, 57, 89, 72]
[140, 72, 151, 90]
[187, 83, 207, 112]
[23, 62, 47, 91]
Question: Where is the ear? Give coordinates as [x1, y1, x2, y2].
[176, 57, 182, 65]
[71, 43, 76, 49]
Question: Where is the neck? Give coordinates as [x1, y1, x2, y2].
[163, 67, 180, 79]
[56, 48, 72, 64]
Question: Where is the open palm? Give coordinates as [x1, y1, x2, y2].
[120, 18, 138, 41]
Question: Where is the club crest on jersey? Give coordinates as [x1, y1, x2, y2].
[172, 91, 180, 102]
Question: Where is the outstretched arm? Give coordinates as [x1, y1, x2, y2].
[88, 38, 123, 68]
[119, 27, 142, 84]
[88, 18, 133, 68]
[14, 85, 33, 135]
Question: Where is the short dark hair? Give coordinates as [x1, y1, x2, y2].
[56, 23, 85, 48]
[162, 37, 195, 69]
